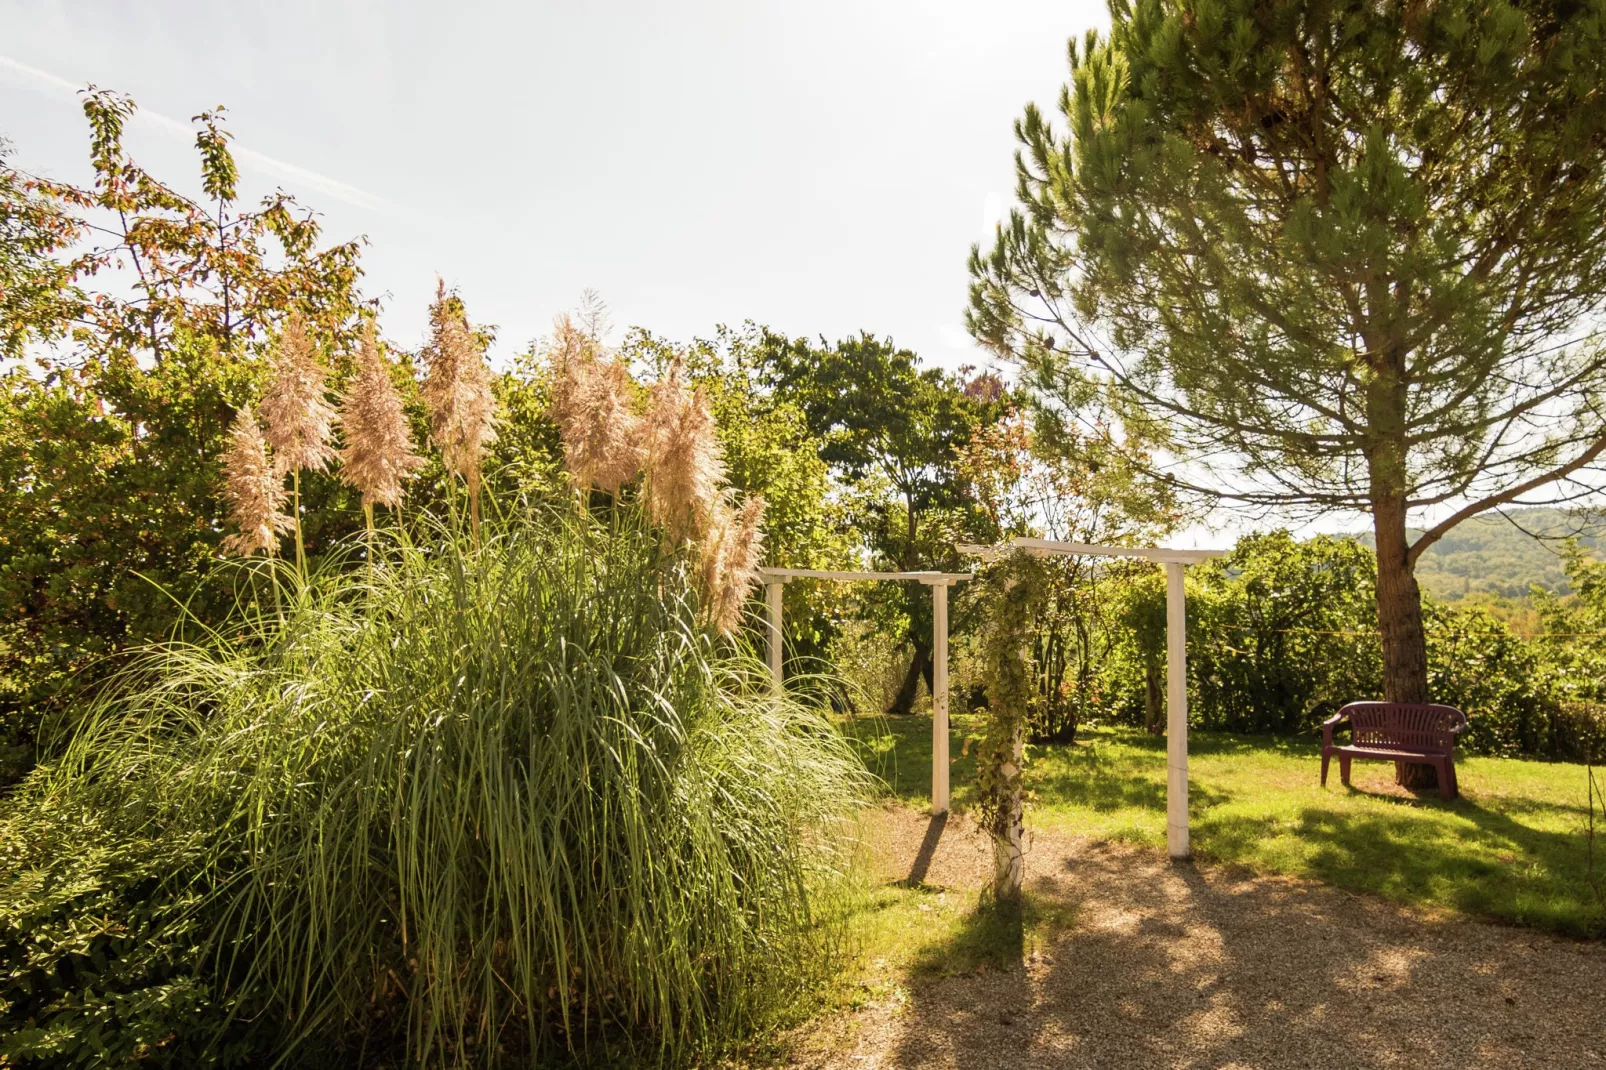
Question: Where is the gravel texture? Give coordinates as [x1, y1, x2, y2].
[782, 804, 1606, 1069]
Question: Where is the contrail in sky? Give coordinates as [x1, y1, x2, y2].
[0, 54, 388, 212]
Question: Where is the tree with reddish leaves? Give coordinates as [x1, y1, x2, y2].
[0, 90, 369, 784]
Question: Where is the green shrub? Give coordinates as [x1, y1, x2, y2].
[1103, 531, 1602, 761]
[6, 506, 867, 1066]
[1111, 532, 1381, 735]
[1424, 601, 1558, 756]
[0, 806, 260, 1067]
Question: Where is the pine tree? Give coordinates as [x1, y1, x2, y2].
[970, 0, 1606, 750]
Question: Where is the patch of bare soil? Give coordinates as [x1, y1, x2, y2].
[784, 804, 1606, 1069]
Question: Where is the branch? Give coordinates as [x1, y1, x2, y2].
[1408, 435, 1606, 566]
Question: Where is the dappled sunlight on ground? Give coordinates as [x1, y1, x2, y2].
[774, 804, 1606, 1069]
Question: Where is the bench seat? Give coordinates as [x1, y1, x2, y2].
[1320, 702, 1469, 801]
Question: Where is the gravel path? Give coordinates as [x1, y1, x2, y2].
[783, 804, 1606, 1069]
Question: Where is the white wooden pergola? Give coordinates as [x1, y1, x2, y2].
[761, 567, 971, 814]
[958, 538, 1225, 859]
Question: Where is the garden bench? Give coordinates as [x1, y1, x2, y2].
[1320, 701, 1469, 801]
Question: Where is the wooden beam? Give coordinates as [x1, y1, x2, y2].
[765, 580, 784, 693]
[959, 538, 1225, 564]
[932, 579, 950, 815]
[760, 567, 972, 584]
[1165, 561, 1190, 859]
[756, 566, 969, 815]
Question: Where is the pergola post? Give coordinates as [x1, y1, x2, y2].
[758, 567, 970, 812]
[1165, 561, 1190, 859]
[765, 580, 785, 693]
[931, 579, 950, 815]
[960, 539, 1219, 861]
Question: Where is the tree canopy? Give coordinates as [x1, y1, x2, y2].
[969, 0, 1606, 708]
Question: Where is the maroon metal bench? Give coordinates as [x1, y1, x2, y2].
[1320, 702, 1469, 801]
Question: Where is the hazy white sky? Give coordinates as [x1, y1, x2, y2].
[1, 0, 1107, 370]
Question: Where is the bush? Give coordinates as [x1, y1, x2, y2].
[1424, 601, 1558, 756]
[4, 507, 867, 1066]
[0, 807, 261, 1067]
[1103, 531, 1602, 760]
[1133, 532, 1381, 735]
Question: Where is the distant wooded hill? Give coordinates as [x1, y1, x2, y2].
[1352, 507, 1604, 601]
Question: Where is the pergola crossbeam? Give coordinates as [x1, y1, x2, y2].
[761, 567, 971, 584]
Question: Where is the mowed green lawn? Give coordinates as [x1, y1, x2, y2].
[850, 715, 1606, 938]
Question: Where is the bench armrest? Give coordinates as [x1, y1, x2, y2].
[1321, 710, 1348, 748]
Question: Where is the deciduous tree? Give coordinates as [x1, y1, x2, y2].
[759, 331, 1006, 712]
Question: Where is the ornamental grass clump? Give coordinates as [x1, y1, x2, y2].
[30, 507, 866, 1066]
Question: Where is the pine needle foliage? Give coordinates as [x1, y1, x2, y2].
[35, 506, 865, 1067]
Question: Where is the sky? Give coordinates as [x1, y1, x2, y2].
[1, 0, 1107, 368]
[0, 0, 1338, 547]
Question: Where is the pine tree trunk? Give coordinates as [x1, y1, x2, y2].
[1370, 458, 1437, 789]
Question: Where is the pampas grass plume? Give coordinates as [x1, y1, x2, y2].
[221, 405, 293, 556]
[701, 494, 765, 635]
[644, 365, 724, 544]
[339, 319, 424, 514]
[422, 280, 498, 530]
[261, 311, 337, 476]
[548, 315, 643, 495]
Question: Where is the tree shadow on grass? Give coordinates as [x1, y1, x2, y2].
[900, 812, 947, 887]
[906, 893, 1027, 979]
[893, 889, 1080, 1067]
[1031, 742, 1233, 814]
[1199, 797, 1605, 937]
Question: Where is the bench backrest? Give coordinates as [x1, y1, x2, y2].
[1339, 702, 1468, 755]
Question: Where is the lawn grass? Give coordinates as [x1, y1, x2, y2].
[848, 714, 1606, 938]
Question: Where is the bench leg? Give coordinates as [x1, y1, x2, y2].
[1339, 755, 1352, 787]
[1321, 752, 1331, 787]
[1437, 759, 1455, 801]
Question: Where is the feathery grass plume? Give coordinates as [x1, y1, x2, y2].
[339, 319, 424, 530]
[220, 405, 293, 556]
[701, 494, 765, 635]
[643, 364, 724, 544]
[261, 311, 337, 572]
[260, 311, 337, 475]
[422, 280, 498, 535]
[548, 314, 643, 495]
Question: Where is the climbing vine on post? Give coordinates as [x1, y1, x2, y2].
[975, 550, 1043, 901]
